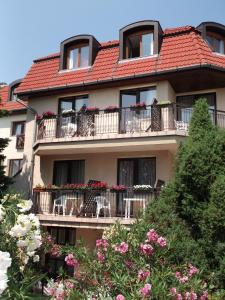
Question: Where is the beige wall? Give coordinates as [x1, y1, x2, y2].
[33, 150, 174, 187]
[76, 228, 103, 249]
[0, 113, 26, 174]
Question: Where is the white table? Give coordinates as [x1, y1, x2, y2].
[124, 197, 146, 219]
[67, 196, 83, 216]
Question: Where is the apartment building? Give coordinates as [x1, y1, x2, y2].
[12, 20, 225, 257]
[0, 80, 27, 194]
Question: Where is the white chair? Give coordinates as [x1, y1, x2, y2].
[61, 122, 77, 137]
[175, 120, 188, 131]
[94, 196, 111, 218]
[53, 195, 67, 216]
[126, 116, 141, 133]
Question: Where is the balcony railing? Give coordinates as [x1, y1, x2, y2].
[36, 104, 225, 142]
[16, 134, 25, 150]
[33, 188, 158, 219]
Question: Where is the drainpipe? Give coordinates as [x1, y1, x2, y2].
[16, 99, 37, 199]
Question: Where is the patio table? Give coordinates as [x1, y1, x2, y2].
[123, 197, 146, 219]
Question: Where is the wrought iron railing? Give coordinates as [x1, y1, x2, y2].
[35, 104, 225, 141]
[32, 188, 158, 219]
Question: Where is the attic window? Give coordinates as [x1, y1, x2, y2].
[60, 35, 100, 71]
[67, 43, 89, 69]
[8, 79, 22, 102]
[206, 32, 225, 54]
[125, 31, 153, 59]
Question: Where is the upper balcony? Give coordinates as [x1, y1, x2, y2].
[34, 103, 225, 155]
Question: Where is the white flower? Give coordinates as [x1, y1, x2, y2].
[17, 200, 33, 212]
[0, 252, 11, 296]
[33, 255, 40, 262]
[0, 205, 5, 222]
[9, 224, 28, 237]
[17, 240, 28, 248]
[0, 251, 12, 271]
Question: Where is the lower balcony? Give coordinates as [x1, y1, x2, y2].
[33, 187, 159, 229]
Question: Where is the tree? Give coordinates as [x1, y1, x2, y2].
[0, 96, 12, 194]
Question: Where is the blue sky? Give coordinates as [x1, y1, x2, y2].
[1, 0, 225, 84]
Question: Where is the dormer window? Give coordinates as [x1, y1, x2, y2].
[8, 79, 22, 102]
[67, 43, 89, 69]
[125, 31, 154, 59]
[206, 32, 225, 54]
[197, 22, 225, 55]
[60, 35, 100, 70]
[119, 20, 163, 60]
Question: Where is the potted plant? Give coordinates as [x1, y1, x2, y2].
[42, 111, 56, 119]
[130, 102, 146, 111]
[110, 185, 127, 193]
[104, 105, 119, 113]
[133, 185, 152, 193]
[89, 181, 108, 191]
[61, 109, 75, 116]
[80, 106, 99, 115]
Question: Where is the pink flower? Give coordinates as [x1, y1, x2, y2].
[116, 295, 125, 300]
[97, 251, 105, 263]
[124, 260, 134, 269]
[138, 270, 150, 281]
[157, 236, 167, 248]
[64, 280, 74, 289]
[114, 242, 129, 254]
[140, 243, 154, 256]
[175, 271, 181, 279]
[200, 291, 208, 300]
[190, 292, 197, 300]
[176, 294, 183, 300]
[170, 287, 177, 295]
[140, 283, 152, 298]
[179, 276, 189, 284]
[147, 229, 159, 242]
[185, 292, 190, 299]
[65, 254, 79, 268]
[188, 264, 198, 277]
[96, 239, 109, 251]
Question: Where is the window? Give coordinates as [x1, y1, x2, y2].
[67, 44, 89, 69]
[46, 227, 76, 278]
[9, 83, 20, 101]
[206, 32, 225, 54]
[11, 121, 25, 136]
[125, 31, 154, 59]
[8, 159, 22, 177]
[121, 87, 156, 107]
[176, 93, 216, 123]
[53, 160, 85, 186]
[59, 95, 88, 114]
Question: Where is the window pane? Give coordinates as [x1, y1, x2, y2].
[80, 46, 89, 67]
[9, 160, 22, 177]
[68, 48, 78, 69]
[138, 158, 156, 186]
[59, 100, 73, 114]
[126, 35, 140, 58]
[220, 40, 225, 54]
[58, 228, 66, 244]
[121, 91, 137, 107]
[140, 89, 156, 106]
[75, 96, 88, 111]
[142, 33, 153, 56]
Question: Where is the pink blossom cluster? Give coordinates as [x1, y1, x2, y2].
[65, 254, 79, 268]
[49, 244, 61, 257]
[116, 295, 125, 300]
[97, 251, 105, 263]
[44, 279, 74, 300]
[114, 242, 129, 254]
[96, 239, 109, 251]
[170, 288, 208, 299]
[146, 229, 167, 247]
[138, 269, 150, 281]
[175, 264, 199, 284]
[140, 283, 152, 298]
[140, 243, 154, 256]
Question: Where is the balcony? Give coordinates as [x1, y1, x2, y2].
[33, 187, 158, 229]
[16, 134, 25, 150]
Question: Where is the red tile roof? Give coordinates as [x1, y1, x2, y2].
[16, 26, 225, 95]
[0, 86, 27, 112]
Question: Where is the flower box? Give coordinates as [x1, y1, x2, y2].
[62, 109, 76, 116]
[42, 111, 56, 119]
[110, 185, 128, 193]
[133, 185, 152, 192]
[104, 106, 119, 113]
[130, 102, 146, 111]
[79, 106, 99, 115]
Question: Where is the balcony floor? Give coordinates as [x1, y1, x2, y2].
[37, 213, 135, 229]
